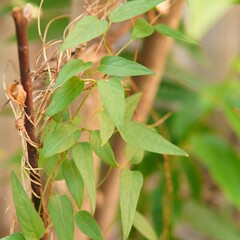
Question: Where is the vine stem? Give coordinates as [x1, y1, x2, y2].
[12, 7, 43, 217]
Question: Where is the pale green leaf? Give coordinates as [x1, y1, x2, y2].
[109, 0, 165, 23]
[75, 211, 103, 240]
[120, 121, 188, 156]
[154, 23, 198, 45]
[181, 202, 240, 240]
[42, 123, 80, 158]
[11, 172, 45, 240]
[98, 56, 155, 77]
[124, 93, 142, 121]
[120, 168, 143, 240]
[72, 142, 96, 212]
[89, 130, 118, 167]
[54, 59, 93, 89]
[48, 195, 74, 240]
[190, 134, 240, 208]
[125, 144, 144, 164]
[60, 16, 108, 51]
[98, 78, 125, 129]
[62, 160, 84, 208]
[0, 233, 25, 240]
[131, 18, 154, 39]
[98, 110, 115, 145]
[133, 211, 158, 240]
[46, 76, 84, 116]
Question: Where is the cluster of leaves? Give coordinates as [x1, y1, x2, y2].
[1, 0, 203, 240]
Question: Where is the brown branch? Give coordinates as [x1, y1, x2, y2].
[12, 7, 42, 215]
[95, 1, 185, 239]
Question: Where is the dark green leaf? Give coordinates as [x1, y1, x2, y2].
[0, 233, 25, 240]
[124, 93, 142, 121]
[98, 56, 155, 77]
[54, 59, 93, 89]
[42, 123, 80, 158]
[89, 130, 118, 167]
[190, 134, 240, 208]
[120, 168, 143, 240]
[154, 23, 198, 45]
[11, 172, 44, 240]
[109, 0, 165, 23]
[131, 18, 154, 39]
[48, 195, 74, 240]
[98, 110, 115, 145]
[120, 121, 188, 156]
[98, 78, 125, 129]
[46, 76, 84, 116]
[75, 211, 103, 240]
[72, 142, 96, 212]
[133, 211, 158, 240]
[60, 16, 108, 51]
[62, 160, 84, 208]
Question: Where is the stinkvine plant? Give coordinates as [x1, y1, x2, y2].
[2, 0, 196, 239]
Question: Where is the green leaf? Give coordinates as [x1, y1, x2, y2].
[125, 144, 145, 164]
[190, 134, 240, 208]
[131, 18, 154, 39]
[154, 23, 198, 45]
[72, 142, 96, 212]
[133, 211, 158, 240]
[42, 123, 80, 158]
[98, 110, 115, 145]
[46, 76, 84, 116]
[98, 78, 125, 129]
[124, 93, 142, 121]
[75, 211, 104, 240]
[60, 16, 108, 51]
[11, 172, 44, 240]
[98, 56, 155, 77]
[0, 233, 25, 240]
[45, 155, 65, 180]
[181, 202, 240, 240]
[109, 0, 165, 23]
[48, 195, 74, 240]
[62, 160, 84, 208]
[89, 130, 118, 167]
[120, 121, 188, 156]
[54, 59, 93, 89]
[120, 168, 143, 240]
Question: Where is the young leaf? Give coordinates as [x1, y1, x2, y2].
[89, 130, 118, 167]
[190, 134, 240, 208]
[98, 56, 155, 77]
[75, 211, 104, 240]
[11, 172, 45, 240]
[62, 160, 84, 208]
[71, 142, 96, 212]
[109, 0, 165, 23]
[154, 23, 198, 45]
[98, 78, 125, 129]
[133, 211, 158, 240]
[131, 18, 154, 39]
[42, 123, 80, 158]
[0, 233, 25, 240]
[125, 144, 145, 165]
[60, 16, 108, 51]
[98, 110, 115, 145]
[54, 59, 93, 89]
[48, 195, 74, 240]
[120, 121, 188, 156]
[46, 76, 84, 116]
[120, 168, 143, 240]
[124, 92, 142, 121]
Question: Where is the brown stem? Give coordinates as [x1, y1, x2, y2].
[12, 7, 42, 215]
